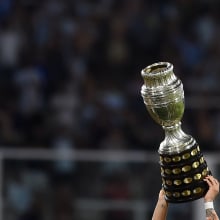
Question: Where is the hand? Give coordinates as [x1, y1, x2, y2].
[152, 189, 169, 220]
[158, 189, 168, 206]
[204, 175, 219, 202]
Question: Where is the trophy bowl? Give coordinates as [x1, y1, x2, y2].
[141, 62, 211, 203]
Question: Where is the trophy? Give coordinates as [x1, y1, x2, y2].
[141, 62, 211, 203]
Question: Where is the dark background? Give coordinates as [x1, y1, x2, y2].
[0, 0, 220, 219]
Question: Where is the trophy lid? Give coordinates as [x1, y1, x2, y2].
[141, 62, 176, 88]
[141, 62, 173, 76]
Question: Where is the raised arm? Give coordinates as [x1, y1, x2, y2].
[204, 175, 219, 220]
[152, 189, 168, 220]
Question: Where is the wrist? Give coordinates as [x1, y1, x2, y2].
[204, 198, 214, 203]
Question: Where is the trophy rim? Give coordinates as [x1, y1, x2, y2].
[141, 62, 173, 77]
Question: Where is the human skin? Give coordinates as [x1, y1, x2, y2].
[152, 189, 168, 220]
[204, 175, 219, 220]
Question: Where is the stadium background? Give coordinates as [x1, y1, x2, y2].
[0, 0, 220, 219]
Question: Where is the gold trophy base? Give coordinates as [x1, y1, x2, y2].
[159, 143, 210, 203]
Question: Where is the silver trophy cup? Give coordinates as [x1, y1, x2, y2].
[141, 62, 211, 203]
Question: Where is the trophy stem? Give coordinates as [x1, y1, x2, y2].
[159, 122, 195, 155]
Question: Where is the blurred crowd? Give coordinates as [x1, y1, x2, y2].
[1, 0, 220, 151]
[1, 0, 220, 219]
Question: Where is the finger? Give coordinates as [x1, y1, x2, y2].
[214, 178, 219, 184]
[211, 177, 219, 186]
[213, 179, 219, 185]
[204, 178, 214, 187]
[206, 176, 216, 185]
